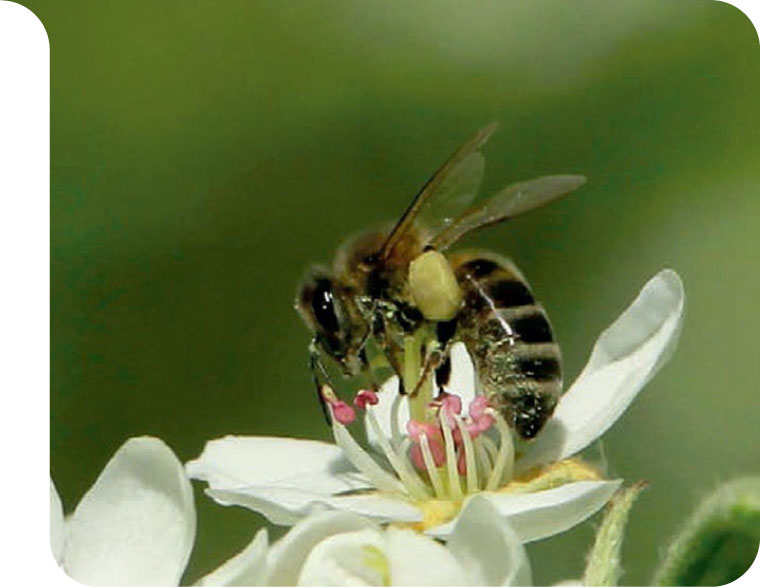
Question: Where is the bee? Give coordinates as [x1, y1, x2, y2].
[296, 122, 585, 439]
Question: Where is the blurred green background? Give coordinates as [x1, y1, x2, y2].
[37, 0, 759, 584]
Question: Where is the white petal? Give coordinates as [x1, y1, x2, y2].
[265, 511, 377, 586]
[447, 497, 532, 586]
[365, 376, 408, 449]
[296, 528, 387, 586]
[520, 269, 685, 470]
[208, 486, 423, 526]
[64, 437, 196, 586]
[50, 479, 65, 564]
[442, 342, 477, 402]
[385, 527, 469, 586]
[365, 342, 476, 448]
[290, 524, 470, 586]
[186, 436, 370, 495]
[197, 528, 268, 586]
[427, 480, 621, 542]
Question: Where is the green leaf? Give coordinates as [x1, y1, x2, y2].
[583, 481, 647, 587]
[653, 476, 760, 586]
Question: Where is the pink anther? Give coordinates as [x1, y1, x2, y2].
[320, 386, 356, 425]
[409, 436, 446, 471]
[465, 396, 494, 438]
[353, 389, 379, 410]
[441, 393, 462, 415]
[435, 393, 463, 429]
[406, 419, 440, 442]
[469, 396, 489, 419]
[330, 400, 356, 425]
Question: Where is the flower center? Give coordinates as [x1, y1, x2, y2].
[321, 386, 518, 503]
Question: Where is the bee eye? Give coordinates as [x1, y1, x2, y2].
[312, 280, 340, 334]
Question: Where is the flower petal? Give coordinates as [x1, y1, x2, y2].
[186, 436, 371, 495]
[443, 342, 478, 402]
[427, 480, 621, 542]
[365, 376, 408, 449]
[265, 511, 377, 585]
[207, 486, 423, 526]
[63, 437, 196, 586]
[295, 528, 388, 586]
[366, 342, 476, 448]
[447, 496, 532, 586]
[385, 527, 470, 586]
[520, 269, 685, 470]
[197, 528, 268, 586]
[50, 479, 65, 564]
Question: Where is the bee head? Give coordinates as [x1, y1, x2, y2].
[296, 268, 361, 374]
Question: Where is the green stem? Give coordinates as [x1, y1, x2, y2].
[583, 482, 647, 587]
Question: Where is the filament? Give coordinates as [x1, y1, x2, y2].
[486, 410, 515, 491]
[454, 414, 478, 493]
[474, 435, 494, 481]
[366, 408, 430, 499]
[438, 411, 463, 501]
[419, 434, 446, 499]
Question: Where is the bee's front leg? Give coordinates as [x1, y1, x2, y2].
[309, 338, 334, 425]
[407, 340, 450, 398]
[358, 347, 382, 394]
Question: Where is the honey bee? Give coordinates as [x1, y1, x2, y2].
[296, 123, 585, 439]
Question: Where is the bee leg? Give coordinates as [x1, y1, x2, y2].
[408, 349, 444, 398]
[384, 338, 406, 395]
[434, 354, 452, 395]
[432, 318, 456, 395]
[358, 347, 380, 393]
[309, 338, 333, 425]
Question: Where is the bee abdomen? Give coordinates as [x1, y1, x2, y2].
[450, 252, 563, 439]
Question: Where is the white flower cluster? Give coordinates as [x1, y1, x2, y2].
[51, 437, 528, 586]
[50, 270, 684, 586]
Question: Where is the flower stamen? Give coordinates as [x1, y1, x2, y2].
[322, 388, 407, 495]
[453, 414, 478, 493]
[390, 393, 403, 450]
[365, 407, 430, 500]
[486, 409, 515, 491]
[353, 389, 379, 410]
[321, 385, 356, 425]
[474, 435, 494, 481]
[419, 434, 446, 499]
[438, 409, 463, 502]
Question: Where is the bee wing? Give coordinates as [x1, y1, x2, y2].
[430, 174, 587, 250]
[380, 122, 498, 261]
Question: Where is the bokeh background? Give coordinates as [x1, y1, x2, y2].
[37, 1, 759, 584]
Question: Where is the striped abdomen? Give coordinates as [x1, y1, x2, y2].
[449, 251, 563, 439]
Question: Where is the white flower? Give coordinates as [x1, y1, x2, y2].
[51, 437, 196, 586]
[198, 497, 531, 586]
[187, 269, 684, 541]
